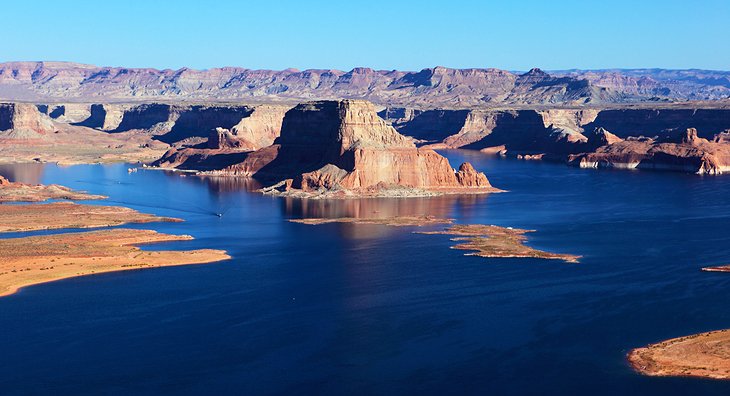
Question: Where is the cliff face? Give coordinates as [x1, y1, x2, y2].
[569, 128, 730, 174]
[4, 62, 728, 107]
[582, 109, 730, 139]
[0, 103, 55, 139]
[381, 107, 730, 158]
[66, 103, 290, 148]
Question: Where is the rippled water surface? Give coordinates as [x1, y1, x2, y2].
[2, 152, 730, 395]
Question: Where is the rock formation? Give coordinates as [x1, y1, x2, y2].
[585, 127, 623, 150]
[569, 128, 730, 174]
[0, 103, 55, 139]
[157, 100, 496, 197]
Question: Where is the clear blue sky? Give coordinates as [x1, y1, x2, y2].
[3, 0, 728, 71]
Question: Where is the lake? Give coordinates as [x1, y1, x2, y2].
[2, 151, 730, 395]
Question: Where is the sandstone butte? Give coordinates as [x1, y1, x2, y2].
[155, 99, 499, 198]
[628, 329, 730, 379]
[0, 175, 106, 202]
[0, 202, 182, 233]
[0, 229, 231, 298]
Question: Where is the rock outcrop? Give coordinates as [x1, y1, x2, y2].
[585, 127, 623, 150]
[0, 103, 55, 139]
[569, 128, 730, 174]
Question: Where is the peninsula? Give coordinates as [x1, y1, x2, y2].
[628, 329, 730, 379]
[0, 229, 230, 297]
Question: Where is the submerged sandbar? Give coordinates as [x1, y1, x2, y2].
[628, 329, 730, 379]
[0, 228, 230, 297]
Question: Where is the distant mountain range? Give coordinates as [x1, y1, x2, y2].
[0, 62, 728, 108]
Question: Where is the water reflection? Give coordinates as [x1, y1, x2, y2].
[0, 162, 45, 184]
[281, 194, 490, 239]
[161, 172, 263, 194]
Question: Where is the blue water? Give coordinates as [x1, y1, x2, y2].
[2, 152, 730, 395]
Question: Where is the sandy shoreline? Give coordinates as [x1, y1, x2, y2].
[0, 202, 182, 232]
[0, 228, 230, 297]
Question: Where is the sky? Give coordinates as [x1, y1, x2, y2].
[2, 0, 728, 71]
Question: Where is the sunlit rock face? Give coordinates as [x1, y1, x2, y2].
[230, 99, 493, 194]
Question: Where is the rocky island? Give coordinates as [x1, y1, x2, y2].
[291, 217, 580, 263]
[419, 224, 581, 263]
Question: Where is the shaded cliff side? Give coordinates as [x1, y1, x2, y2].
[381, 107, 730, 155]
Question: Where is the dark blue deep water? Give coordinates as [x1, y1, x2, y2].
[2, 151, 730, 395]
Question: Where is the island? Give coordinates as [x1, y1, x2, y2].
[419, 224, 581, 263]
[291, 217, 579, 263]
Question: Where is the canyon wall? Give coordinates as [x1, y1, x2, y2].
[381, 107, 730, 154]
[45, 102, 290, 148]
[2, 62, 728, 107]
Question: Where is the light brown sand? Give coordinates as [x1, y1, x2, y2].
[0, 202, 181, 232]
[628, 329, 730, 379]
[0, 228, 230, 297]
[419, 224, 581, 263]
